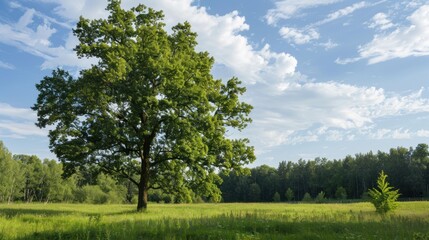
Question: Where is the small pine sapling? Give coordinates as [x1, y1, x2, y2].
[368, 170, 400, 214]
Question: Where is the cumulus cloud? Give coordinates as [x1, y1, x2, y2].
[245, 81, 429, 147]
[338, 4, 429, 64]
[279, 27, 320, 44]
[265, 0, 341, 25]
[130, 0, 298, 84]
[20, 0, 298, 84]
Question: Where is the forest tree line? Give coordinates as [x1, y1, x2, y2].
[1, 141, 428, 203]
[220, 143, 429, 202]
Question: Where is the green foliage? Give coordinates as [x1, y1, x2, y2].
[81, 185, 109, 204]
[220, 143, 429, 203]
[285, 188, 294, 201]
[0, 142, 24, 203]
[302, 192, 312, 202]
[368, 170, 400, 214]
[248, 183, 261, 202]
[335, 186, 347, 200]
[315, 191, 326, 203]
[2, 137, 429, 205]
[272, 192, 281, 202]
[251, 165, 279, 202]
[32, 0, 254, 210]
[413, 232, 429, 240]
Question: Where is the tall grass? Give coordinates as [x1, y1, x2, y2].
[0, 202, 428, 239]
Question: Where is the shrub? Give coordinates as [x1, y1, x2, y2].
[368, 170, 400, 214]
[285, 188, 294, 202]
[302, 192, 312, 202]
[335, 186, 347, 200]
[315, 191, 326, 203]
[85, 185, 109, 204]
[273, 192, 281, 202]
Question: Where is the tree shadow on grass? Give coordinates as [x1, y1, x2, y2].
[0, 208, 74, 218]
[0, 206, 138, 219]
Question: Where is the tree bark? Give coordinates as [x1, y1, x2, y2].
[136, 117, 157, 212]
[137, 177, 148, 211]
[137, 149, 150, 211]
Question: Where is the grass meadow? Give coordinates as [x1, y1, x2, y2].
[0, 202, 428, 239]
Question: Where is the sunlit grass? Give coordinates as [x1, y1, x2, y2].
[0, 202, 428, 239]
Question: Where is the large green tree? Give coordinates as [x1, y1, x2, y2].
[32, 0, 254, 211]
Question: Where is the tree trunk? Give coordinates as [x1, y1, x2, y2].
[137, 155, 149, 212]
[137, 179, 148, 211]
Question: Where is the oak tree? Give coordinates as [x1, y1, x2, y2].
[33, 0, 255, 211]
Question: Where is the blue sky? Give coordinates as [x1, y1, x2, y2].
[1, 0, 429, 166]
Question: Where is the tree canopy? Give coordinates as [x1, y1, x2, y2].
[32, 0, 255, 211]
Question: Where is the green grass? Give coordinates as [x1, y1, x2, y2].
[0, 202, 428, 239]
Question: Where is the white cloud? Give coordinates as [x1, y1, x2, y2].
[339, 4, 429, 64]
[335, 57, 361, 65]
[416, 129, 429, 137]
[0, 103, 47, 138]
[16, 8, 35, 30]
[391, 128, 411, 139]
[275, 2, 368, 46]
[0, 134, 26, 139]
[404, 0, 427, 10]
[37, 0, 107, 21]
[325, 130, 344, 141]
[11, 1, 73, 29]
[245, 81, 429, 148]
[0, 60, 15, 70]
[19, 0, 297, 84]
[370, 128, 392, 139]
[0, 9, 96, 70]
[265, 0, 341, 25]
[316, 1, 368, 26]
[0, 121, 46, 137]
[0, 103, 37, 121]
[368, 12, 395, 30]
[120, 0, 298, 84]
[368, 128, 429, 140]
[279, 27, 320, 44]
[319, 39, 338, 50]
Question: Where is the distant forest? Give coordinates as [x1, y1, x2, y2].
[1, 141, 428, 204]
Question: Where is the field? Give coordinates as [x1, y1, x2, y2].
[0, 202, 428, 239]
